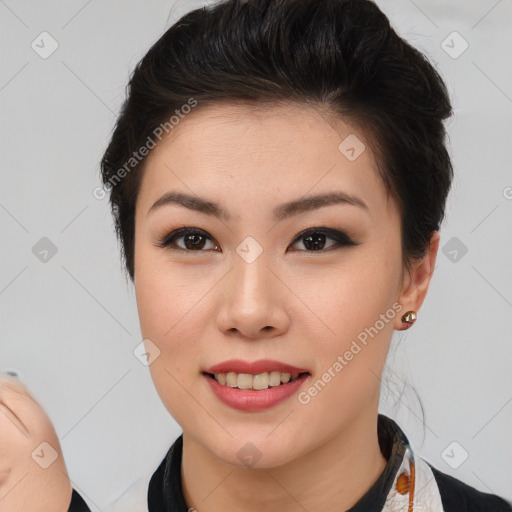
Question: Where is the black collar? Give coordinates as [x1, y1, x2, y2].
[148, 414, 411, 512]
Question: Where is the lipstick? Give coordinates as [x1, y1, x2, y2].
[202, 359, 310, 412]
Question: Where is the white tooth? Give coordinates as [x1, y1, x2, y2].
[269, 371, 281, 386]
[253, 372, 269, 390]
[216, 371, 299, 389]
[237, 373, 253, 390]
[226, 372, 238, 387]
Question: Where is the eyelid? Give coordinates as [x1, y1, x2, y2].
[155, 226, 358, 252]
[155, 227, 214, 250]
[291, 227, 357, 247]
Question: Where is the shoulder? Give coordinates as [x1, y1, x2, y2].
[426, 463, 512, 512]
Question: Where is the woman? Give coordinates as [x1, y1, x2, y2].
[1, 0, 510, 511]
[97, 0, 512, 510]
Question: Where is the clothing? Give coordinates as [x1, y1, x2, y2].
[68, 487, 91, 512]
[146, 414, 512, 512]
[69, 414, 512, 511]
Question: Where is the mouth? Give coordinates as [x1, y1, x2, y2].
[201, 371, 311, 391]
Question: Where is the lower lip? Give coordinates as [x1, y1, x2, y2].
[203, 373, 310, 412]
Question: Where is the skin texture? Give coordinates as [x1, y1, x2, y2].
[0, 377, 72, 512]
[133, 102, 440, 512]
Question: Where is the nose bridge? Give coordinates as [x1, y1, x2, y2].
[217, 244, 287, 337]
[231, 246, 274, 309]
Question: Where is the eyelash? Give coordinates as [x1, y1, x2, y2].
[155, 227, 358, 253]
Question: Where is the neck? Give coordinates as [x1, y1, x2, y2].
[181, 407, 388, 512]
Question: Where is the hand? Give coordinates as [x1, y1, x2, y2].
[0, 376, 73, 512]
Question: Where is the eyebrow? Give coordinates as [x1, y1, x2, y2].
[147, 190, 369, 222]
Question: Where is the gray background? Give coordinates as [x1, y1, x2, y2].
[1, 0, 511, 510]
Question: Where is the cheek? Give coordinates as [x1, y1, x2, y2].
[135, 261, 215, 341]
[307, 251, 400, 346]
[302, 247, 401, 396]
[134, 237, 191, 338]
[133, 245, 216, 395]
[134, 262, 206, 421]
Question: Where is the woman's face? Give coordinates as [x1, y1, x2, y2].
[133, 103, 409, 467]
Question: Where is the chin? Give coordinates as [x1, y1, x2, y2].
[198, 427, 307, 469]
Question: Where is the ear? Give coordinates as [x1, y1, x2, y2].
[394, 231, 440, 330]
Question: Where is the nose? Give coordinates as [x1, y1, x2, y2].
[215, 253, 290, 340]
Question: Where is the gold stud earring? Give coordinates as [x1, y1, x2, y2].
[400, 311, 417, 330]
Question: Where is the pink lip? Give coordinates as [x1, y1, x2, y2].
[203, 359, 309, 375]
[203, 372, 310, 412]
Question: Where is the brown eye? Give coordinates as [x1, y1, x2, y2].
[155, 226, 358, 253]
[156, 228, 218, 252]
[289, 227, 357, 252]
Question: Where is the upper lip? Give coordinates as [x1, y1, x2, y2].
[203, 359, 310, 375]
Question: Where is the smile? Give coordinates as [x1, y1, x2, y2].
[204, 371, 308, 391]
[202, 371, 311, 412]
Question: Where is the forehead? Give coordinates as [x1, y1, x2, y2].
[137, 102, 389, 217]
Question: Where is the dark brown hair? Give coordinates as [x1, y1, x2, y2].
[100, 0, 453, 283]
